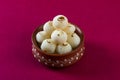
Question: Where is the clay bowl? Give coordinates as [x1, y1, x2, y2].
[31, 25, 85, 68]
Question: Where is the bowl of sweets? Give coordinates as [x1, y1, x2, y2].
[32, 15, 85, 67]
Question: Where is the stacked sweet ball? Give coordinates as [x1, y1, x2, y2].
[36, 15, 80, 54]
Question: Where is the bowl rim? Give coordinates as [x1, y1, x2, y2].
[31, 24, 84, 57]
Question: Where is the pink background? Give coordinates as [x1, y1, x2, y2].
[0, 0, 120, 80]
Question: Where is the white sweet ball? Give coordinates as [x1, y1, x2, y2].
[41, 39, 56, 53]
[51, 29, 67, 44]
[43, 21, 54, 34]
[36, 31, 50, 43]
[63, 23, 76, 34]
[67, 33, 80, 48]
[56, 42, 72, 54]
[53, 15, 68, 29]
